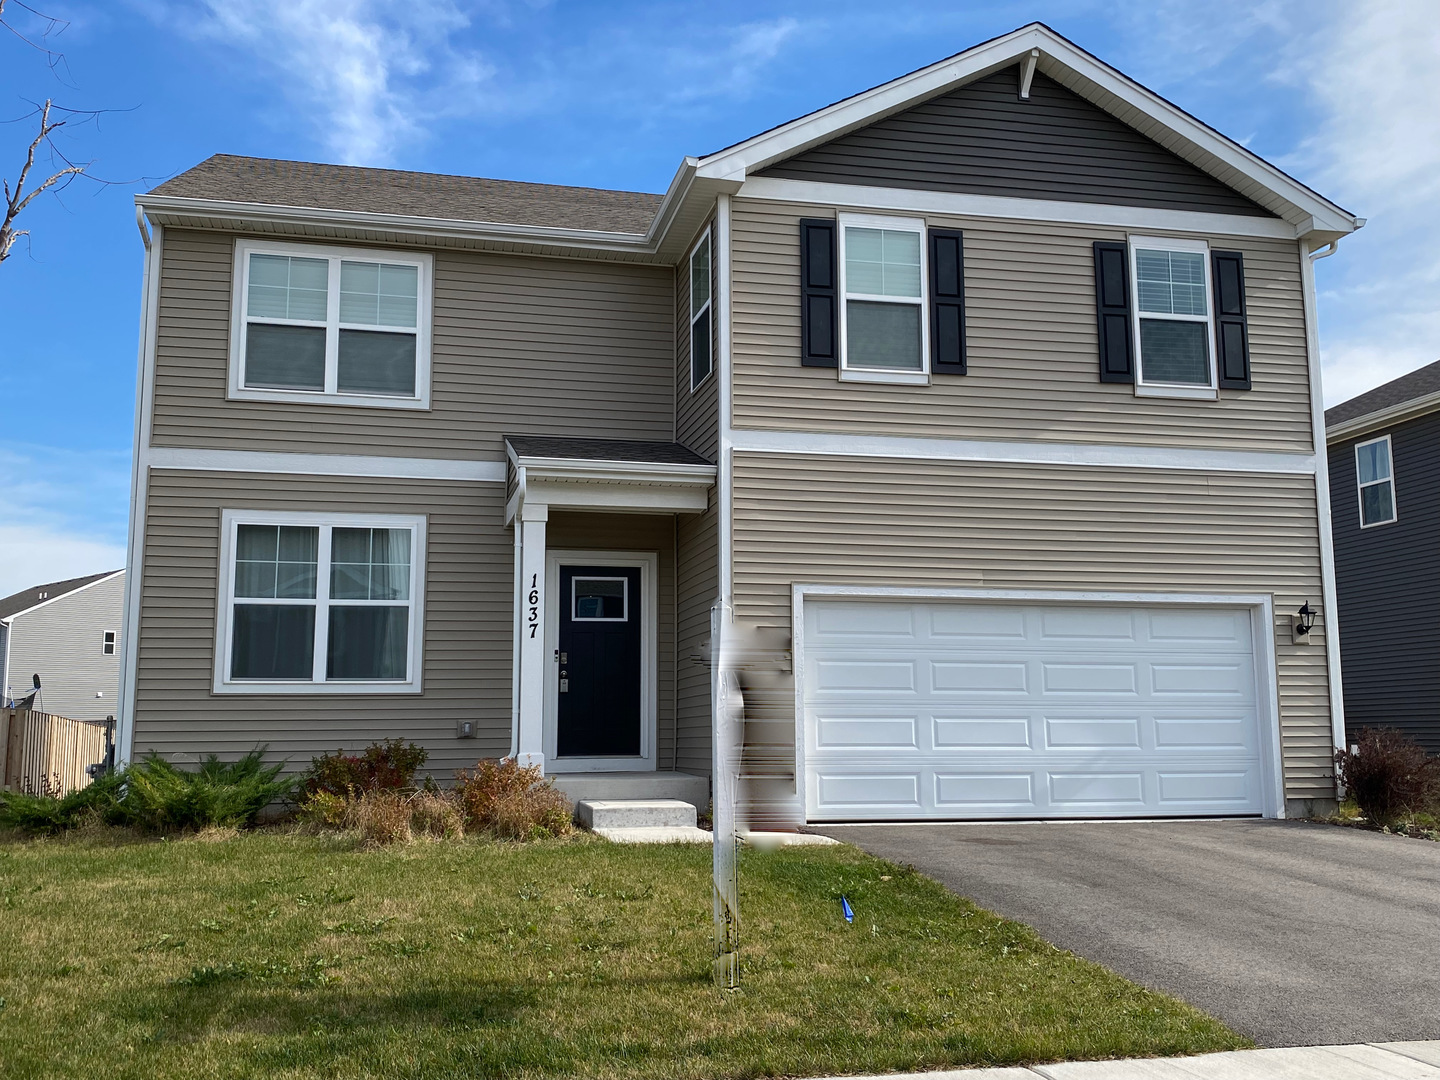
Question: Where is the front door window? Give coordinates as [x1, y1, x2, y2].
[557, 565, 642, 757]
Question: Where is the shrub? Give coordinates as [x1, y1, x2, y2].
[344, 789, 412, 846]
[410, 792, 465, 840]
[303, 739, 428, 797]
[295, 789, 350, 828]
[0, 770, 128, 833]
[455, 758, 572, 840]
[1335, 728, 1440, 827]
[121, 751, 293, 831]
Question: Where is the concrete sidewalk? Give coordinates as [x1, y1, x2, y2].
[830, 1041, 1440, 1079]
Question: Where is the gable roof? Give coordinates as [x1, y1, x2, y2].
[136, 22, 1361, 260]
[1326, 359, 1440, 440]
[150, 155, 663, 235]
[0, 570, 123, 622]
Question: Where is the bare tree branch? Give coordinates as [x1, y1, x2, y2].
[0, 99, 86, 263]
[0, 0, 73, 81]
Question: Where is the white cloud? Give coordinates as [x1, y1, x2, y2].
[0, 445, 130, 597]
[187, 0, 495, 165]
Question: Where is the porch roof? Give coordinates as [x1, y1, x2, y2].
[504, 436, 712, 467]
[504, 437, 716, 524]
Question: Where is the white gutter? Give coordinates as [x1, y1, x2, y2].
[116, 211, 163, 766]
[1300, 236, 1348, 770]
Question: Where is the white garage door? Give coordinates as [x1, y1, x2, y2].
[801, 599, 1270, 821]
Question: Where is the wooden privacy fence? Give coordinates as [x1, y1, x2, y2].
[1, 708, 114, 795]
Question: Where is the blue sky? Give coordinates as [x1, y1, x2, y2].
[0, 0, 1435, 596]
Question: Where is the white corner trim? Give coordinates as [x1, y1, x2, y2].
[1300, 240, 1347, 760]
[147, 446, 507, 483]
[117, 221, 164, 766]
[791, 584, 1287, 820]
[730, 428, 1317, 475]
[2, 569, 126, 625]
[1326, 388, 1440, 443]
[736, 177, 1301, 240]
[717, 193, 735, 606]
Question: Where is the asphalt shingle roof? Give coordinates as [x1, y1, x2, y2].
[0, 571, 120, 621]
[505, 436, 713, 467]
[149, 155, 664, 235]
[1326, 358, 1440, 429]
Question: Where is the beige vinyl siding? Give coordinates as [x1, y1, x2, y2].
[732, 452, 1334, 802]
[150, 229, 675, 459]
[546, 511, 677, 768]
[6, 572, 125, 723]
[731, 199, 1314, 454]
[133, 470, 515, 777]
[675, 217, 720, 463]
[675, 498, 718, 776]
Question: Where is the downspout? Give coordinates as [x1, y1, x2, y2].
[115, 208, 162, 766]
[1299, 234, 1348, 792]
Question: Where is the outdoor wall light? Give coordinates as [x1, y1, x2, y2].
[1291, 602, 1317, 644]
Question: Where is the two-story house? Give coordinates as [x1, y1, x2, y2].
[117, 23, 1361, 824]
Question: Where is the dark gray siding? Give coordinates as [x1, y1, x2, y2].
[758, 69, 1275, 218]
[1330, 412, 1440, 754]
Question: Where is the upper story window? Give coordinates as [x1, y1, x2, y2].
[102, 631, 116, 656]
[838, 213, 929, 385]
[1129, 235, 1216, 400]
[230, 239, 433, 410]
[214, 509, 426, 694]
[1355, 435, 1397, 527]
[689, 228, 712, 390]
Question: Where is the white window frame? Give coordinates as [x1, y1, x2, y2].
[1127, 234, 1217, 401]
[213, 509, 427, 694]
[837, 211, 930, 386]
[689, 226, 713, 391]
[102, 631, 116, 656]
[229, 238, 433, 410]
[1355, 434, 1398, 528]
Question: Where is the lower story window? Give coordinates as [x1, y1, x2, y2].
[217, 511, 426, 693]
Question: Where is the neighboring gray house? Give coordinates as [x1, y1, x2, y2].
[2, 570, 126, 722]
[119, 23, 1361, 824]
[1326, 358, 1440, 753]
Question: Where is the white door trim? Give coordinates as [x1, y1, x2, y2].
[791, 585, 1286, 820]
[545, 550, 659, 772]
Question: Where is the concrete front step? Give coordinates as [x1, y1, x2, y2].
[550, 771, 708, 814]
[576, 799, 697, 830]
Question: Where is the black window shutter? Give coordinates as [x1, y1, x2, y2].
[799, 218, 838, 367]
[1212, 250, 1251, 390]
[929, 228, 966, 375]
[1093, 241, 1134, 383]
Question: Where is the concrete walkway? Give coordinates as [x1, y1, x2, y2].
[829, 1041, 1440, 1079]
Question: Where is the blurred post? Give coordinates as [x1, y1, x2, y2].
[711, 601, 741, 988]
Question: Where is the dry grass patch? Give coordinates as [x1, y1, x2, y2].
[0, 830, 1246, 1079]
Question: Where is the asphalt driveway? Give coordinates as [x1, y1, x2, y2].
[816, 819, 1440, 1047]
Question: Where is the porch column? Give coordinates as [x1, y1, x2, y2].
[515, 501, 548, 772]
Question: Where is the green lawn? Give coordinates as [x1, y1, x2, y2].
[0, 829, 1246, 1079]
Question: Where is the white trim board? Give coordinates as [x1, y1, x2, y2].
[737, 178, 1303, 240]
[147, 447, 506, 483]
[790, 584, 1287, 821]
[730, 429, 1316, 475]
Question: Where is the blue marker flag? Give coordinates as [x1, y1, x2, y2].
[841, 896, 854, 923]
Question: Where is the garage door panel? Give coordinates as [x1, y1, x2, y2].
[803, 599, 1268, 821]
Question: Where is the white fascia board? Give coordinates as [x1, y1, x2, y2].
[697, 23, 1359, 238]
[1, 569, 126, 624]
[731, 429, 1316, 475]
[1325, 390, 1440, 443]
[148, 446, 506, 483]
[512, 457, 717, 485]
[737, 178, 1301, 239]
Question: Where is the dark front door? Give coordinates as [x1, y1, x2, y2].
[557, 565, 642, 758]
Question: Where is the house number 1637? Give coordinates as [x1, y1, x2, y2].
[528, 574, 540, 638]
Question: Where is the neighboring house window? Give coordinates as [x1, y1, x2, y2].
[1355, 436, 1397, 527]
[215, 510, 426, 694]
[1129, 235, 1216, 399]
[838, 212, 929, 385]
[102, 631, 116, 656]
[230, 239, 433, 409]
[689, 228, 712, 390]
